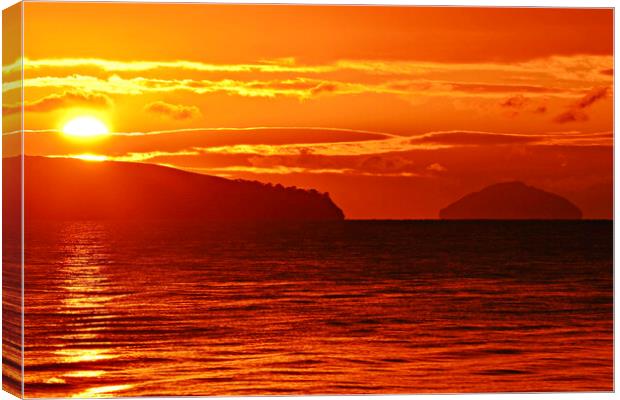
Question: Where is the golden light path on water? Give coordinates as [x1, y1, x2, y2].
[21, 220, 613, 397]
[44, 228, 134, 398]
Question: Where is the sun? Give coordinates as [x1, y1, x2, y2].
[62, 116, 109, 138]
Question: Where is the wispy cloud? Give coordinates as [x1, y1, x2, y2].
[4, 55, 613, 83]
[426, 163, 447, 172]
[144, 101, 201, 120]
[29, 127, 612, 168]
[553, 86, 610, 123]
[3, 90, 112, 115]
[198, 136, 444, 156]
[3, 57, 331, 74]
[187, 165, 423, 178]
[47, 150, 200, 163]
[411, 130, 612, 147]
[500, 95, 528, 109]
[198, 130, 613, 157]
[4, 75, 589, 102]
[36, 127, 611, 181]
[4, 53, 611, 107]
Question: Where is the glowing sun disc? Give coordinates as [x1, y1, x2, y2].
[62, 116, 109, 138]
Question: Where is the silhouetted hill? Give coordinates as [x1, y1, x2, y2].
[5, 156, 344, 221]
[439, 181, 582, 220]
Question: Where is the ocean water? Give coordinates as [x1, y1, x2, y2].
[19, 220, 612, 397]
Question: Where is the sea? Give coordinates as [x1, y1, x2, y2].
[11, 220, 614, 397]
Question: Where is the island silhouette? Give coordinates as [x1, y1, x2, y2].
[7, 156, 344, 221]
[3, 158, 590, 222]
[439, 181, 583, 220]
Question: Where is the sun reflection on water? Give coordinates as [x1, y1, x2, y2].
[64, 370, 107, 378]
[72, 384, 134, 398]
[24, 221, 613, 396]
[45, 223, 128, 397]
[54, 348, 117, 363]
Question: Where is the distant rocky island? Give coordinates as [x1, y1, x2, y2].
[6, 156, 344, 221]
[439, 181, 582, 220]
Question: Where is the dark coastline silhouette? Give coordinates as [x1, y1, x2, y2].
[439, 181, 583, 220]
[7, 156, 344, 221]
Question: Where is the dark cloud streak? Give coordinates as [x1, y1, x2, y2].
[3, 90, 112, 115]
[553, 86, 609, 124]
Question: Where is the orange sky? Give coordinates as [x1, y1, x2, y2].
[3, 3, 614, 218]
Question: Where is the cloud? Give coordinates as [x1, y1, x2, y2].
[450, 83, 559, 94]
[2, 55, 611, 116]
[427, 163, 447, 172]
[553, 111, 584, 124]
[500, 96, 552, 117]
[411, 131, 539, 146]
[500, 95, 527, 108]
[7, 75, 350, 99]
[20, 127, 395, 161]
[3, 90, 112, 115]
[197, 165, 355, 176]
[408, 130, 612, 147]
[384, 80, 572, 97]
[7, 74, 585, 103]
[553, 86, 610, 123]
[5, 55, 611, 102]
[575, 86, 610, 108]
[144, 101, 201, 120]
[199, 135, 439, 157]
[359, 155, 415, 173]
[22, 127, 613, 163]
[47, 150, 200, 163]
[190, 130, 613, 157]
[188, 130, 614, 163]
[6, 55, 612, 84]
[2, 57, 330, 75]
[309, 82, 340, 96]
[534, 105, 547, 114]
[244, 153, 423, 177]
[33, 128, 611, 181]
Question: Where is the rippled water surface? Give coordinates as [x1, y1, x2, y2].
[22, 221, 612, 397]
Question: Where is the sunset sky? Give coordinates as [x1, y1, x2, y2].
[3, 4, 613, 218]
